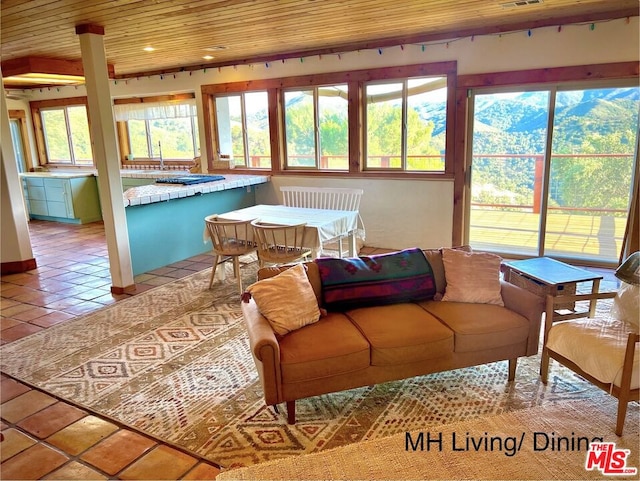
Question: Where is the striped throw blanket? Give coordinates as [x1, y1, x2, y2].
[315, 248, 436, 310]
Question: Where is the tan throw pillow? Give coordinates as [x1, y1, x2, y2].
[441, 249, 504, 306]
[610, 281, 640, 329]
[246, 263, 321, 335]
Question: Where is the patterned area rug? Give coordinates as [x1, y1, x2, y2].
[218, 399, 640, 480]
[0, 257, 617, 469]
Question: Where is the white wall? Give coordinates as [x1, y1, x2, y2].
[5, 17, 639, 251]
[255, 176, 454, 249]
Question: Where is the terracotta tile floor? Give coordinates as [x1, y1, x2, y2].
[0, 220, 226, 480]
[1, 220, 616, 480]
[1, 220, 392, 480]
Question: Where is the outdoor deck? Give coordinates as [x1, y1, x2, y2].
[469, 209, 626, 264]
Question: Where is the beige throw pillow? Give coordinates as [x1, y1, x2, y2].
[246, 263, 321, 336]
[441, 249, 504, 306]
[610, 281, 640, 330]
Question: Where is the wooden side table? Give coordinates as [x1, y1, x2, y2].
[502, 257, 603, 322]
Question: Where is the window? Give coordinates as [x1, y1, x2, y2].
[283, 85, 349, 170]
[127, 117, 198, 161]
[202, 62, 456, 176]
[40, 105, 93, 165]
[8, 110, 32, 172]
[365, 76, 446, 171]
[215, 91, 270, 168]
[467, 82, 639, 264]
[114, 95, 200, 163]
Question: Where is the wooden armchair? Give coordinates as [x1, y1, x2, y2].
[540, 268, 639, 435]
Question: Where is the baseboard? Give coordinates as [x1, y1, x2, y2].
[111, 284, 139, 295]
[1, 258, 37, 275]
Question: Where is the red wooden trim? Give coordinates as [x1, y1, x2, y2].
[75, 24, 105, 36]
[452, 87, 468, 247]
[268, 89, 282, 174]
[458, 62, 639, 89]
[110, 284, 138, 295]
[1, 259, 37, 275]
[113, 93, 195, 105]
[201, 62, 457, 95]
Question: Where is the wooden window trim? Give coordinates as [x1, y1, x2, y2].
[115, 93, 198, 167]
[30, 97, 90, 167]
[202, 62, 457, 179]
[451, 61, 640, 247]
[8, 109, 34, 171]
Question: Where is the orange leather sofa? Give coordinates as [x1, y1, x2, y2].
[241, 249, 544, 423]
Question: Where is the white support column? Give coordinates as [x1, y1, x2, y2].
[0, 72, 35, 273]
[76, 24, 134, 292]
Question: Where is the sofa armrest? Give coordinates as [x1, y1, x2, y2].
[241, 299, 282, 405]
[501, 280, 545, 355]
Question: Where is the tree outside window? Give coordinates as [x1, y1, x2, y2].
[114, 98, 200, 162]
[365, 76, 446, 171]
[41, 105, 93, 165]
[215, 91, 271, 168]
[283, 85, 349, 170]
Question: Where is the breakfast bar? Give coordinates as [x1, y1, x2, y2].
[123, 174, 270, 275]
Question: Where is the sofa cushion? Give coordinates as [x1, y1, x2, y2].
[258, 262, 323, 305]
[279, 312, 371, 383]
[315, 248, 436, 310]
[422, 245, 473, 295]
[441, 249, 504, 306]
[246, 263, 321, 336]
[417, 300, 529, 353]
[346, 303, 453, 366]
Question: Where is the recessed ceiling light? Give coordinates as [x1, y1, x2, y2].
[143, 46, 155, 52]
[501, 0, 542, 7]
[203, 55, 214, 60]
[204, 46, 227, 52]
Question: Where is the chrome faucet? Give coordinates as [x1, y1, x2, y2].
[157, 141, 164, 170]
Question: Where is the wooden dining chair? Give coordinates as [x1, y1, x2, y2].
[251, 220, 312, 268]
[280, 186, 365, 256]
[204, 215, 256, 293]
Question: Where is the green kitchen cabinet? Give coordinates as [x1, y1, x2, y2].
[22, 175, 102, 224]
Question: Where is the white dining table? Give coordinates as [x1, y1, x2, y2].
[218, 204, 359, 258]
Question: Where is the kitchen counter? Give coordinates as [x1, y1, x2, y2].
[122, 174, 270, 206]
[20, 170, 272, 274]
[19, 172, 96, 179]
[124, 173, 271, 275]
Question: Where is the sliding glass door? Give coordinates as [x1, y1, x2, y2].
[468, 82, 639, 265]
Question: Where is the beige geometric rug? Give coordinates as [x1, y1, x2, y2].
[0, 258, 628, 469]
[219, 398, 640, 480]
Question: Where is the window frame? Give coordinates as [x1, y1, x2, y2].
[363, 76, 448, 172]
[114, 93, 200, 168]
[212, 91, 272, 168]
[30, 97, 93, 167]
[201, 62, 457, 178]
[8, 109, 34, 172]
[452, 61, 639, 250]
[281, 84, 350, 171]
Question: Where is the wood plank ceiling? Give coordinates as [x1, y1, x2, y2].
[1, 0, 637, 80]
